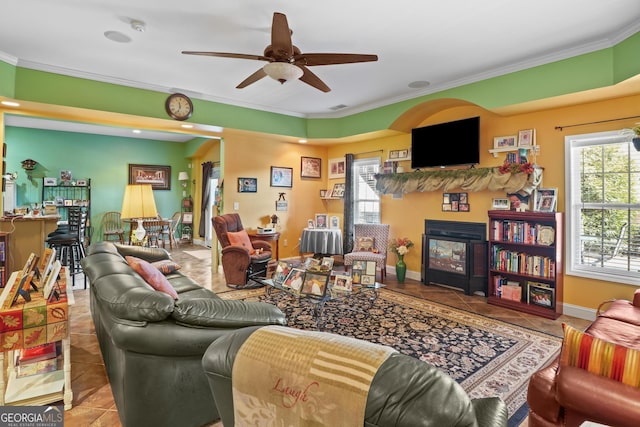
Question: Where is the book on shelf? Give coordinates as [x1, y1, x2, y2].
[18, 342, 59, 364]
[16, 355, 62, 378]
[501, 284, 522, 301]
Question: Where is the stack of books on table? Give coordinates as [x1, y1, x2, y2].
[15, 342, 62, 378]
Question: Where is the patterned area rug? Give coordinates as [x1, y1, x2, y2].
[220, 287, 562, 426]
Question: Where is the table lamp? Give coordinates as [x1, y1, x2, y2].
[121, 184, 158, 241]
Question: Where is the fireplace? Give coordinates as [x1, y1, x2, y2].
[422, 220, 487, 295]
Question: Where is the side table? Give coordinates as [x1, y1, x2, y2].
[248, 232, 280, 260]
[0, 268, 74, 409]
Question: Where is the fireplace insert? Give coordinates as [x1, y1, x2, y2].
[422, 220, 487, 295]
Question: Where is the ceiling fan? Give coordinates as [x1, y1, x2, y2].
[182, 12, 378, 93]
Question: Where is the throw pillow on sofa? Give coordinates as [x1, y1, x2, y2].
[152, 259, 182, 274]
[126, 256, 179, 299]
[560, 323, 640, 388]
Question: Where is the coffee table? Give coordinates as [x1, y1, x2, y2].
[255, 276, 385, 330]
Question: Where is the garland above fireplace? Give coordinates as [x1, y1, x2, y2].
[375, 166, 542, 195]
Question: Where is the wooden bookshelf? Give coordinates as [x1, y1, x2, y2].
[487, 210, 563, 319]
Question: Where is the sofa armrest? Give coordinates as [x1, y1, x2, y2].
[527, 359, 562, 424]
[471, 397, 508, 427]
[250, 239, 272, 251]
[557, 366, 640, 427]
[221, 245, 252, 257]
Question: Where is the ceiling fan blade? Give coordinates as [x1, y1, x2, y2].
[236, 68, 267, 89]
[298, 66, 331, 93]
[270, 12, 294, 59]
[294, 53, 378, 66]
[182, 51, 270, 62]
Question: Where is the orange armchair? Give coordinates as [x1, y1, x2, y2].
[213, 213, 272, 289]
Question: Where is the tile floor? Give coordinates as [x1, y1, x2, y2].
[58, 244, 591, 426]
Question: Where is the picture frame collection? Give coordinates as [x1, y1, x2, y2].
[270, 257, 377, 297]
[307, 215, 340, 229]
[442, 192, 469, 212]
[493, 129, 535, 149]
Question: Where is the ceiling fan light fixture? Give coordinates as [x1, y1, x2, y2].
[263, 62, 303, 84]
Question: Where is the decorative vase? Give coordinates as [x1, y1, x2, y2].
[396, 254, 407, 283]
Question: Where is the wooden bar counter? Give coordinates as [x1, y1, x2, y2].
[0, 215, 60, 274]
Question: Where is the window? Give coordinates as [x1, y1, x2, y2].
[565, 130, 640, 286]
[352, 157, 381, 224]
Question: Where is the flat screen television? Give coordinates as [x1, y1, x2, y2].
[411, 116, 480, 168]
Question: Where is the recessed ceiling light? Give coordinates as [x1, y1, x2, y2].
[132, 129, 141, 134]
[104, 31, 131, 43]
[408, 81, 430, 89]
[1, 100, 20, 107]
[298, 139, 307, 144]
[181, 124, 194, 129]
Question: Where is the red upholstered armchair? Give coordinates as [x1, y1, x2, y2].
[213, 213, 272, 289]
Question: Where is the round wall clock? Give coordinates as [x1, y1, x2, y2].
[165, 93, 193, 121]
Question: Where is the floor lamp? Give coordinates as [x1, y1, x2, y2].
[121, 184, 158, 241]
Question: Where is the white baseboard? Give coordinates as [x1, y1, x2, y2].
[562, 303, 597, 321]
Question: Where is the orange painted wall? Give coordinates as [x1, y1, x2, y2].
[328, 95, 640, 310]
[216, 133, 329, 259]
[198, 94, 640, 311]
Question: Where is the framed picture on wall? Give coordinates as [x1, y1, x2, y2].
[128, 164, 171, 190]
[328, 158, 346, 179]
[270, 166, 293, 188]
[237, 177, 257, 193]
[300, 157, 321, 178]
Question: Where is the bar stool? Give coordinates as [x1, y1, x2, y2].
[46, 207, 88, 288]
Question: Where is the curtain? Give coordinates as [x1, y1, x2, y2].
[343, 154, 354, 254]
[199, 161, 213, 237]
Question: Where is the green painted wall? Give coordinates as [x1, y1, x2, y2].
[1, 31, 639, 140]
[4, 127, 190, 241]
[0, 60, 16, 97]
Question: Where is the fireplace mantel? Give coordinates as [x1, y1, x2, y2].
[375, 166, 542, 195]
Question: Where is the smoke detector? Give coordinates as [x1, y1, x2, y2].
[131, 20, 146, 32]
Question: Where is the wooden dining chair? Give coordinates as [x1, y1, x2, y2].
[100, 211, 125, 243]
[143, 218, 164, 248]
[158, 212, 181, 249]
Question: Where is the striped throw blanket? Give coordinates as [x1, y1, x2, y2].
[232, 326, 396, 426]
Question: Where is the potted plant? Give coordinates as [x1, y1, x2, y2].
[633, 125, 640, 151]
